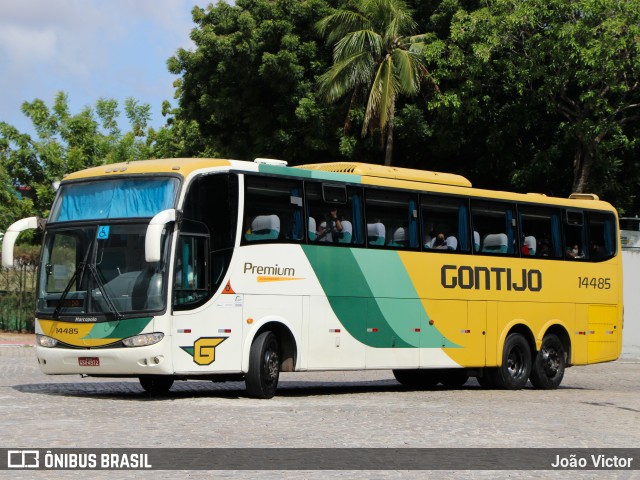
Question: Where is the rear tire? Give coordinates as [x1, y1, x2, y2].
[489, 333, 532, 389]
[529, 334, 565, 389]
[245, 332, 280, 399]
[139, 375, 174, 394]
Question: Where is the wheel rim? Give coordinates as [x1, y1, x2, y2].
[263, 346, 279, 386]
[507, 345, 526, 379]
[540, 346, 561, 377]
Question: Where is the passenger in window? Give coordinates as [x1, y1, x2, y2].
[538, 237, 552, 257]
[432, 232, 448, 249]
[317, 208, 343, 243]
[317, 221, 332, 242]
[521, 236, 530, 255]
[590, 241, 605, 259]
[424, 223, 436, 246]
[566, 244, 584, 259]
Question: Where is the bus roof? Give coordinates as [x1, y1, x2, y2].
[296, 162, 473, 188]
[62, 158, 233, 181]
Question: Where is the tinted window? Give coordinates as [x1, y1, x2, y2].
[306, 183, 364, 245]
[472, 201, 517, 255]
[365, 189, 419, 249]
[587, 212, 617, 261]
[243, 176, 304, 244]
[421, 195, 470, 253]
[564, 210, 587, 260]
[518, 205, 563, 258]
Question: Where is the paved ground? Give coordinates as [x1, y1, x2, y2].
[0, 338, 639, 479]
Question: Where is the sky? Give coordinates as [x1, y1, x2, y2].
[0, 0, 207, 136]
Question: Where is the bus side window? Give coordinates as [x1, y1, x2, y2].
[421, 195, 470, 253]
[588, 212, 617, 261]
[472, 201, 517, 255]
[173, 220, 209, 306]
[365, 189, 419, 249]
[243, 176, 304, 244]
[305, 182, 364, 246]
[518, 205, 563, 258]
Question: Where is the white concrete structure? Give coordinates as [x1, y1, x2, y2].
[622, 249, 640, 359]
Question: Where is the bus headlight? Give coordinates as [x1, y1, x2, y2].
[36, 334, 58, 348]
[122, 333, 164, 347]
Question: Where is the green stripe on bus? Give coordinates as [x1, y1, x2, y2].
[301, 246, 457, 349]
[83, 317, 153, 339]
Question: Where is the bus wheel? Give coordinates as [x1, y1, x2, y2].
[490, 333, 532, 389]
[139, 375, 174, 394]
[246, 331, 280, 399]
[529, 334, 565, 389]
[440, 369, 469, 388]
[392, 369, 440, 388]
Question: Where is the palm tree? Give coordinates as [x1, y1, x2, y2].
[316, 0, 435, 166]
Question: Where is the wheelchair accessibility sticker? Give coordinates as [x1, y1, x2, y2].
[97, 226, 110, 240]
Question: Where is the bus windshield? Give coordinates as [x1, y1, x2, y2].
[37, 223, 169, 319]
[50, 177, 180, 222]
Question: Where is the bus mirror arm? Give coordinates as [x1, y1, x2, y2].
[145, 209, 179, 263]
[2, 217, 43, 268]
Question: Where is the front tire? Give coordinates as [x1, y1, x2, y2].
[529, 334, 566, 389]
[246, 331, 280, 399]
[489, 333, 532, 389]
[139, 375, 174, 394]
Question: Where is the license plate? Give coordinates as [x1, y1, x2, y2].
[78, 357, 100, 367]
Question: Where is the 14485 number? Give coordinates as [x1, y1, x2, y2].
[578, 277, 611, 289]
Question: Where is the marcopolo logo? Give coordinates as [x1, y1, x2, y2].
[441, 264, 542, 292]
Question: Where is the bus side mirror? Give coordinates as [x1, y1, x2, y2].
[145, 209, 177, 263]
[2, 217, 40, 268]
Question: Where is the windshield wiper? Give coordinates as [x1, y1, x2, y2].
[51, 237, 122, 320]
[52, 238, 93, 319]
[52, 262, 87, 319]
[86, 263, 123, 320]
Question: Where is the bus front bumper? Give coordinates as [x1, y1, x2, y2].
[35, 340, 173, 376]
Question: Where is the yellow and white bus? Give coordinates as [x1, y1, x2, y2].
[2, 158, 623, 398]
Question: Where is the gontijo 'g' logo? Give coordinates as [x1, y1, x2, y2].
[180, 337, 227, 365]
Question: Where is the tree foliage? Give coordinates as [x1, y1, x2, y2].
[2, 0, 640, 221]
[426, 0, 640, 201]
[168, 0, 346, 163]
[316, 0, 437, 166]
